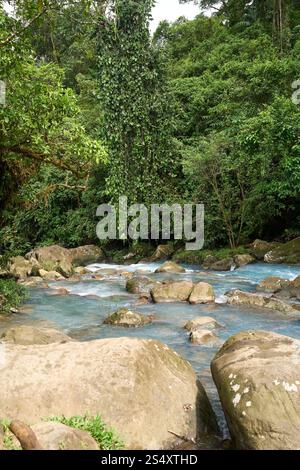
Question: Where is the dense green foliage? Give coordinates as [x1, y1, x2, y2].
[96, 0, 179, 205]
[0, 279, 27, 313]
[0, 0, 300, 254]
[50, 415, 123, 449]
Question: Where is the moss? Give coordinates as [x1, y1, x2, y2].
[172, 246, 251, 265]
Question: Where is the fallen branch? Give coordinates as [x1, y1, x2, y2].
[9, 420, 43, 450]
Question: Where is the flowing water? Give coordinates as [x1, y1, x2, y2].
[2, 261, 300, 436]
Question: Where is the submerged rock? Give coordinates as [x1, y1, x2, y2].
[185, 317, 222, 332]
[211, 331, 300, 450]
[155, 261, 185, 274]
[31, 422, 99, 450]
[264, 237, 300, 264]
[189, 282, 215, 304]
[1, 325, 71, 345]
[151, 281, 193, 303]
[0, 337, 219, 449]
[227, 289, 299, 315]
[103, 308, 152, 328]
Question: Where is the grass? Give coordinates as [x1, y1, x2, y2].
[0, 420, 21, 450]
[49, 415, 124, 450]
[0, 279, 27, 314]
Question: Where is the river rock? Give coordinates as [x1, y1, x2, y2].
[227, 289, 299, 315]
[190, 329, 219, 346]
[211, 331, 300, 450]
[291, 275, 300, 288]
[48, 287, 69, 296]
[26, 245, 73, 277]
[126, 276, 159, 295]
[18, 276, 45, 287]
[155, 261, 185, 274]
[1, 325, 72, 345]
[103, 308, 152, 328]
[264, 237, 300, 264]
[0, 338, 219, 449]
[256, 276, 290, 293]
[8, 256, 40, 279]
[31, 422, 99, 450]
[150, 245, 174, 261]
[151, 281, 194, 303]
[250, 239, 281, 260]
[189, 283, 215, 305]
[204, 257, 235, 272]
[234, 254, 255, 268]
[69, 245, 104, 267]
[74, 267, 88, 275]
[185, 317, 222, 332]
[39, 269, 65, 281]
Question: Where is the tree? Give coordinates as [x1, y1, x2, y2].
[97, 0, 179, 206]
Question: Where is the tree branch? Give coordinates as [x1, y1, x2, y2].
[0, 7, 47, 49]
[0, 145, 86, 177]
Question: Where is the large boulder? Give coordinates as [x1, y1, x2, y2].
[264, 237, 300, 265]
[155, 261, 185, 274]
[31, 422, 99, 450]
[227, 290, 299, 316]
[26, 245, 73, 277]
[211, 331, 300, 450]
[103, 308, 152, 328]
[185, 317, 222, 332]
[189, 283, 215, 305]
[1, 325, 72, 345]
[250, 239, 281, 260]
[256, 276, 290, 293]
[68, 245, 103, 267]
[151, 281, 194, 303]
[0, 338, 219, 450]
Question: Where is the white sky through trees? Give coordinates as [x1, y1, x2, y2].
[151, 0, 200, 32]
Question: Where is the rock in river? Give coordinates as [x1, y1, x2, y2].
[185, 317, 222, 332]
[103, 308, 152, 328]
[189, 282, 215, 305]
[227, 290, 299, 316]
[155, 261, 185, 274]
[211, 331, 300, 450]
[151, 281, 194, 303]
[0, 338, 219, 450]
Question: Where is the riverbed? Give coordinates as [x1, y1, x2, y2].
[2, 261, 300, 436]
